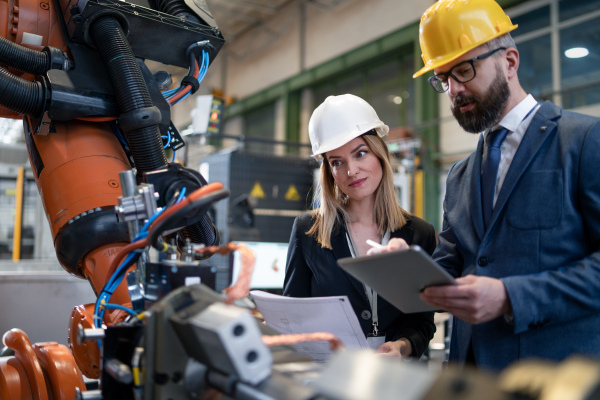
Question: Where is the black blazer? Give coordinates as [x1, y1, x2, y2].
[283, 213, 437, 357]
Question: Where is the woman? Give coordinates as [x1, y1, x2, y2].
[283, 94, 436, 358]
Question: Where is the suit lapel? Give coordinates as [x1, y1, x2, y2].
[330, 220, 369, 303]
[390, 216, 414, 243]
[489, 102, 560, 231]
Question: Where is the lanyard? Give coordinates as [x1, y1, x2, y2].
[345, 221, 390, 336]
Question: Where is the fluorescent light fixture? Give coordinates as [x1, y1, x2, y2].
[565, 47, 589, 59]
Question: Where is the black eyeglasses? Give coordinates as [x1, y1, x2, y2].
[428, 47, 507, 93]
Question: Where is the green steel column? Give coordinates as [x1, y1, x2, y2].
[413, 33, 440, 230]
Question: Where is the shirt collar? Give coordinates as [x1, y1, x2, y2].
[485, 94, 538, 142]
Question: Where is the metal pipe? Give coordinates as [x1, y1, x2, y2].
[11, 167, 24, 261]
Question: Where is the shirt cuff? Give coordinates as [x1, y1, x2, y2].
[504, 311, 514, 325]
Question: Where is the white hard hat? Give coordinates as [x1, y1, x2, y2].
[308, 94, 389, 157]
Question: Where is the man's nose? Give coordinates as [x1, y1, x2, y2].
[447, 76, 466, 97]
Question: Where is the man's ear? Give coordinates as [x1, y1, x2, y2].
[505, 47, 520, 79]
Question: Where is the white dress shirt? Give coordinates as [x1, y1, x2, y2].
[482, 94, 540, 206]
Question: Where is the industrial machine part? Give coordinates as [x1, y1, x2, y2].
[0, 0, 226, 395]
[4, 266, 600, 400]
[89, 284, 320, 400]
[314, 349, 600, 400]
[2, 0, 600, 397]
[0, 328, 86, 399]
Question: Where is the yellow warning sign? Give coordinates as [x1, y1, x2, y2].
[284, 184, 301, 201]
[250, 181, 266, 199]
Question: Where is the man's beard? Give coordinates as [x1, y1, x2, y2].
[451, 66, 510, 133]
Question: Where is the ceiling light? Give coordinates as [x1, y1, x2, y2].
[565, 47, 589, 59]
[393, 96, 403, 104]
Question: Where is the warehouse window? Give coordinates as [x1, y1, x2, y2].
[243, 102, 276, 153]
[0, 174, 41, 260]
[515, 34, 552, 101]
[312, 50, 415, 131]
[559, 17, 600, 108]
[511, 0, 600, 110]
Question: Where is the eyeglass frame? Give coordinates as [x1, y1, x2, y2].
[427, 47, 507, 93]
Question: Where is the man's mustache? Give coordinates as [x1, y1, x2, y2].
[452, 94, 478, 108]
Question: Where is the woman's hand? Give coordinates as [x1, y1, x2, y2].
[366, 238, 409, 256]
[376, 338, 412, 358]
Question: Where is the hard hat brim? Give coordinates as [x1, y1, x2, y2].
[311, 124, 389, 157]
[412, 24, 518, 79]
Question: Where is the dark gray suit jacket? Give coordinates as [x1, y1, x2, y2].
[283, 213, 437, 357]
[434, 101, 600, 370]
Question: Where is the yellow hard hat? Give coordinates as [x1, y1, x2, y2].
[413, 0, 518, 78]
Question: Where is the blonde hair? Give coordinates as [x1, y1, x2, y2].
[307, 134, 408, 249]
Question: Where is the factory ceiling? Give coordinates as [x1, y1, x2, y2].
[207, 0, 355, 39]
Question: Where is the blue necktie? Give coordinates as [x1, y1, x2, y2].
[481, 127, 509, 229]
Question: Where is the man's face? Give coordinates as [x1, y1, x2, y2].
[435, 48, 510, 133]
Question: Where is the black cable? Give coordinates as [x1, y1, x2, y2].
[151, 204, 213, 249]
[90, 16, 168, 173]
[0, 36, 52, 75]
[188, 52, 195, 77]
[147, 189, 229, 249]
[149, 189, 228, 249]
[0, 66, 45, 116]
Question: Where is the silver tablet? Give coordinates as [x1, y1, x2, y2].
[337, 245, 455, 313]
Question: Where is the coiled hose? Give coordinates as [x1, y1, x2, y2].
[179, 216, 220, 250]
[155, 0, 201, 24]
[89, 15, 219, 246]
[89, 16, 168, 173]
[0, 67, 45, 116]
[0, 36, 52, 76]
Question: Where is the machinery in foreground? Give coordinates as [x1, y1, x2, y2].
[0, 0, 600, 397]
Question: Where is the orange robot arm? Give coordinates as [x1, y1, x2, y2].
[0, 0, 226, 395]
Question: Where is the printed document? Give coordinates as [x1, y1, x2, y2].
[250, 290, 369, 363]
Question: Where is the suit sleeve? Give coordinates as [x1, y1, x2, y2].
[502, 120, 600, 334]
[283, 216, 312, 297]
[432, 163, 465, 278]
[420, 220, 438, 256]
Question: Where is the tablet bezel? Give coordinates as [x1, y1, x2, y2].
[337, 245, 455, 313]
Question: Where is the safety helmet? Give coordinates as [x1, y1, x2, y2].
[308, 94, 389, 157]
[413, 0, 518, 78]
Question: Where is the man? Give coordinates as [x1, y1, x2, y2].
[373, 0, 600, 370]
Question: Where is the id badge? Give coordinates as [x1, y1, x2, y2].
[366, 333, 386, 350]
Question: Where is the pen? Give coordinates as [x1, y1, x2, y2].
[366, 239, 384, 249]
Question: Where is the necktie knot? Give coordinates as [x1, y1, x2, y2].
[487, 127, 509, 149]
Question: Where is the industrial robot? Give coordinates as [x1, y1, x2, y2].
[0, 0, 237, 396]
[2, 0, 600, 398]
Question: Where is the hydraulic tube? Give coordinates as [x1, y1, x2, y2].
[0, 36, 66, 75]
[88, 15, 219, 246]
[0, 66, 45, 116]
[89, 15, 168, 173]
[155, 0, 202, 24]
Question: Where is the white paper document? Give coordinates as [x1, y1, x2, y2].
[250, 290, 369, 363]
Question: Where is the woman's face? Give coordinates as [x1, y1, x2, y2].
[325, 136, 383, 203]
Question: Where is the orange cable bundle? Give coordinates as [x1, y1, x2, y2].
[220, 243, 255, 304]
[262, 332, 344, 351]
